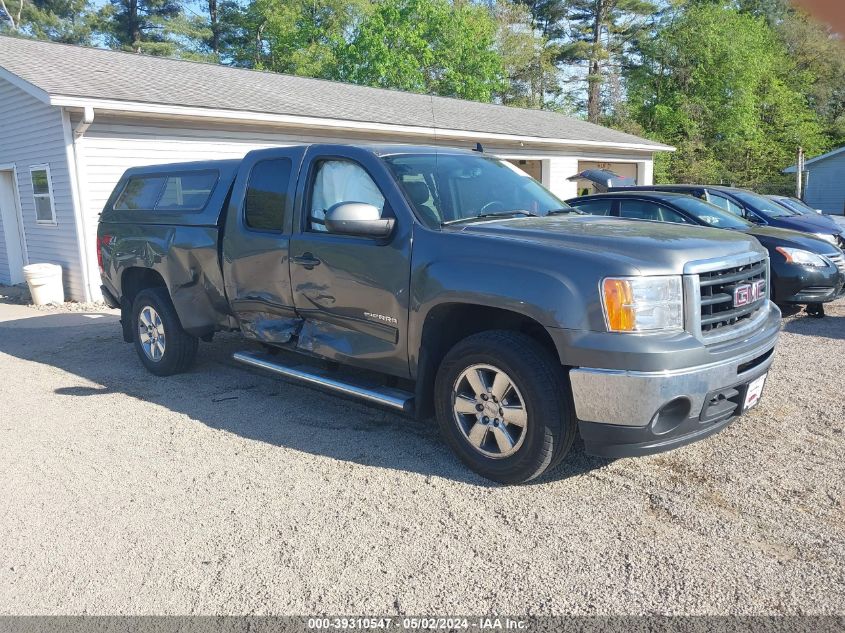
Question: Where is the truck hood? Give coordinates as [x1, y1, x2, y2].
[447, 215, 765, 274]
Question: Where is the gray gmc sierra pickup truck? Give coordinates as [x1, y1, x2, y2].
[97, 144, 780, 483]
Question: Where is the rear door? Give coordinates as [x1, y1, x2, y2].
[288, 146, 414, 378]
[222, 147, 306, 343]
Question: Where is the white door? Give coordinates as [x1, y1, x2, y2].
[0, 170, 27, 285]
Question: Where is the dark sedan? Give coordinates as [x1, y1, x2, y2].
[610, 184, 845, 250]
[565, 191, 845, 314]
[768, 195, 822, 217]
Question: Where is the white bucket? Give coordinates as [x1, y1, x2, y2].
[23, 263, 64, 305]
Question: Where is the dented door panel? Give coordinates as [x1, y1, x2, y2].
[289, 147, 414, 377]
[221, 147, 307, 343]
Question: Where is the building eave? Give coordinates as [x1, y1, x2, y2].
[51, 95, 676, 153]
[783, 145, 845, 173]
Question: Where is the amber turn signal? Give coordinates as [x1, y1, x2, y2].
[602, 278, 636, 332]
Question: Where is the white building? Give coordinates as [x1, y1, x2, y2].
[0, 35, 673, 301]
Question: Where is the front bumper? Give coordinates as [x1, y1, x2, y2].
[568, 314, 779, 458]
[771, 257, 845, 304]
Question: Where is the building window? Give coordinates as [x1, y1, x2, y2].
[30, 165, 56, 225]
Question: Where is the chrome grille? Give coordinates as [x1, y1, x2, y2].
[698, 258, 767, 337]
[826, 251, 845, 276]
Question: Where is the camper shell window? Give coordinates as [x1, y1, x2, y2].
[114, 170, 219, 212]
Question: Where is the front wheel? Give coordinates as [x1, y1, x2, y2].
[132, 288, 198, 376]
[434, 330, 575, 484]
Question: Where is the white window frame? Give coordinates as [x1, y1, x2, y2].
[29, 164, 57, 225]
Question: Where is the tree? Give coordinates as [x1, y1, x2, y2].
[98, 0, 183, 54]
[776, 10, 845, 145]
[628, 3, 827, 188]
[0, 0, 25, 31]
[494, 1, 560, 108]
[560, 0, 658, 123]
[224, 0, 366, 76]
[515, 0, 568, 42]
[1, 0, 95, 42]
[338, 0, 505, 101]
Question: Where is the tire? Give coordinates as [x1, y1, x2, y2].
[132, 287, 198, 376]
[434, 330, 576, 484]
[805, 303, 825, 318]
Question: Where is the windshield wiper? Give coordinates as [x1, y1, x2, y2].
[441, 210, 539, 226]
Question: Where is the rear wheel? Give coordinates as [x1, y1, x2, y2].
[434, 330, 575, 484]
[132, 288, 198, 376]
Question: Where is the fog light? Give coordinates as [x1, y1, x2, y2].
[650, 397, 691, 435]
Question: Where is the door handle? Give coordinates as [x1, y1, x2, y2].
[293, 253, 321, 269]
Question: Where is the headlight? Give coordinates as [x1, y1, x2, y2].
[601, 276, 683, 332]
[813, 233, 838, 246]
[775, 247, 829, 267]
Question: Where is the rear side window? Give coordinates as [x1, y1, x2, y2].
[620, 199, 693, 224]
[570, 199, 614, 215]
[114, 176, 166, 210]
[244, 159, 292, 231]
[156, 172, 218, 211]
[708, 193, 744, 216]
[113, 171, 217, 212]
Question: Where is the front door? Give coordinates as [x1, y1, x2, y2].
[222, 147, 306, 343]
[289, 147, 414, 378]
[0, 170, 26, 285]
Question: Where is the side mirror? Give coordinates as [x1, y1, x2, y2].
[324, 202, 394, 238]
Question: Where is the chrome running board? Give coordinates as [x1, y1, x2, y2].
[233, 351, 414, 413]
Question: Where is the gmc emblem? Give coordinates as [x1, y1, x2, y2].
[733, 280, 766, 307]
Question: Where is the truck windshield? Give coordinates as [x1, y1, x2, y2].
[382, 153, 569, 228]
[672, 197, 752, 229]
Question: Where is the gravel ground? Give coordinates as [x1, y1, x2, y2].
[0, 297, 843, 616]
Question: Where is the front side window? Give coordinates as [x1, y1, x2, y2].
[382, 153, 566, 228]
[244, 159, 292, 232]
[309, 160, 386, 232]
[619, 199, 694, 224]
[30, 165, 56, 224]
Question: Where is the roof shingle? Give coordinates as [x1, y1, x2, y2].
[0, 35, 671, 150]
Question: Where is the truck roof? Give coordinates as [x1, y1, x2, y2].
[120, 144, 485, 177]
[121, 158, 242, 178]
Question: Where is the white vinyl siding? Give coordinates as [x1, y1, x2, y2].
[0, 77, 83, 298]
